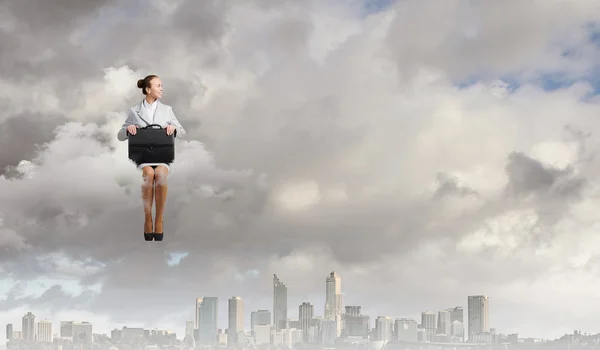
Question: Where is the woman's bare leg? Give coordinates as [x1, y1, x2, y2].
[141, 166, 155, 233]
[153, 165, 169, 234]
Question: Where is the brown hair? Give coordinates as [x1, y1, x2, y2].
[137, 75, 158, 95]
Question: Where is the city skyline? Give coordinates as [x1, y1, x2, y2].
[0, 268, 591, 341]
[5, 271, 492, 343]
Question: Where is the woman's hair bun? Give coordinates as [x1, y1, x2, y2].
[137, 79, 144, 89]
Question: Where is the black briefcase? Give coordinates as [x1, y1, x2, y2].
[127, 124, 176, 165]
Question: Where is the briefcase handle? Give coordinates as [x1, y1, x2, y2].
[140, 124, 163, 129]
[126, 124, 176, 137]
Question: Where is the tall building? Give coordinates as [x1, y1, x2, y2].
[467, 295, 489, 337]
[299, 302, 314, 342]
[448, 306, 463, 324]
[251, 310, 271, 331]
[37, 320, 52, 342]
[374, 316, 393, 342]
[60, 321, 73, 338]
[421, 311, 436, 341]
[437, 310, 451, 335]
[341, 306, 370, 338]
[451, 320, 465, 340]
[394, 318, 418, 342]
[72, 322, 92, 344]
[185, 320, 195, 345]
[22, 312, 35, 341]
[197, 297, 219, 344]
[325, 271, 342, 336]
[195, 298, 202, 329]
[228, 296, 244, 343]
[273, 274, 288, 331]
[6, 324, 12, 340]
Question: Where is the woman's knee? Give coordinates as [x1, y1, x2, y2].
[142, 167, 155, 185]
[154, 167, 169, 185]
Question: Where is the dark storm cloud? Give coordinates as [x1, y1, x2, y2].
[170, 0, 231, 43]
[4, 0, 118, 33]
[505, 151, 586, 199]
[0, 113, 68, 175]
[0, 0, 118, 80]
[433, 172, 480, 199]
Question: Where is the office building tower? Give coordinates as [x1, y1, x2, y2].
[451, 320, 465, 340]
[448, 306, 463, 324]
[60, 321, 73, 338]
[228, 296, 244, 343]
[197, 297, 219, 344]
[72, 322, 92, 343]
[325, 271, 342, 336]
[195, 298, 202, 329]
[273, 274, 288, 330]
[467, 295, 489, 337]
[341, 306, 370, 338]
[394, 318, 418, 342]
[421, 311, 436, 341]
[22, 312, 35, 341]
[374, 316, 393, 342]
[6, 324, 12, 340]
[299, 302, 314, 342]
[251, 310, 271, 331]
[437, 310, 451, 335]
[37, 320, 52, 342]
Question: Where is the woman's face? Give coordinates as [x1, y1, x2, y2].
[146, 77, 163, 99]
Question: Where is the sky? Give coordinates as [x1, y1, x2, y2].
[2, 0, 600, 342]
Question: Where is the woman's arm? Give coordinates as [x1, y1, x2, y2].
[167, 107, 186, 138]
[117, 109, 137, 141]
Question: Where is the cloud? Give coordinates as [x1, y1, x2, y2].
[1, 0, 600, 341]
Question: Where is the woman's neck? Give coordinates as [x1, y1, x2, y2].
[145, 96, 157, 104]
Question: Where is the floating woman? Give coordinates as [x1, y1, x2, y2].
[117, 74, 186, 241]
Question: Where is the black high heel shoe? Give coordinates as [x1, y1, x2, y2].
[144, 232, 154, 241]
[153, 221, 163, 241]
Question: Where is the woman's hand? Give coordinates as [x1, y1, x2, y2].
[127, 125, 138, 135]
[166, 125, 176, 136]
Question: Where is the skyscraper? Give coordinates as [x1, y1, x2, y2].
[341, 306, 369, 338]
[447, 307, 463, 322]
[467, 295, 489, 337]
[273, 274, 288, 330]
[325, 271, 342, 336]
[60, 321, 73, 338]
[421, 311, 436, 341]
[228, 296, 244, 343]
[437, 310, 451, 335]
[299, 302, 314, 342]
[22, 312, 35, 341]
[251, 310, 271, 332]
[197, 297, 219, 344]
[37, 320, 52, 342]
[195, 298, 202, 329]
[394, 318, 418, 342]
[6, 324, 12, 340]
[374, 316, 393, 342]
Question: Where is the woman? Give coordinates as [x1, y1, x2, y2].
[117, 74, 186, 241]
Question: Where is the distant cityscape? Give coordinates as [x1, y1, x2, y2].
[3, 272, 595, 350]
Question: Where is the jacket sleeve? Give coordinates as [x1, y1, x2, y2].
[167, 107, 186, 139]
[117, 109, 137, 141]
